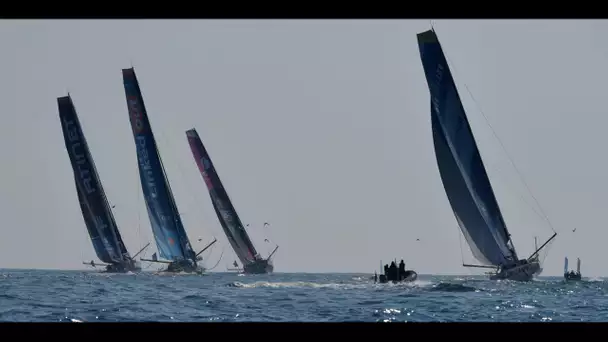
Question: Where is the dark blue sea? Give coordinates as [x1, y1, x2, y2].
[0, 269, 606, 322]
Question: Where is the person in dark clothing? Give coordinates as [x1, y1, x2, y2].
[389, 261, 397, 281]
[374, 271, 378, 283]
[384, 264, 389, 277]
[399, 260, 406, 281]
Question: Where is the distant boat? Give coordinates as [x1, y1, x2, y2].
[57, 94, 149, 273]
[416, 28, 556, 281]
[227, 260, 242, 272]
[186, 128, 278, 274]
[376, 259, 417, 284]
[530, 237, 543, 276]
[121, 68, 216, 274]
[564, 257, 582, 281]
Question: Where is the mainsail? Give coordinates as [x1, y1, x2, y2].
[122, 68, 196, 263]
[416, 29, 518, 267]
[57, 95, 130, 264]
[186, 128, 258, 265]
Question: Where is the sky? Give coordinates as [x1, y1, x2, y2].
[1, 19, 607, 276]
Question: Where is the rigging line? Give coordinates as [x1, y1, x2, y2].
[158, 126, 220, 241]
[461, 81, 556, 233]
[458, 226, 465, 265]
[159, 127, 199, 213]
[481, 153, 545, 221]
[434, 24, 555, 234]
[136, 162, 142, 251]
[157, 126, 218, 240]
[206, 246, 225, 271]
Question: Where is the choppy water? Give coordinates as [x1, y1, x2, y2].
[0, 269, 606, 322]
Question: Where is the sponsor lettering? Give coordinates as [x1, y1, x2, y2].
[189, 138, 214, 190]
[202, 170, 214, 190]
[62, 117, 96, 194]
[127, 95, 145, 134]
[94, 215, 116, 259]
[202, 157, 211, 170]
[220, 208, 234, 224]
[199, 156, 215, 190]
[136, 136, 158, 199]
[431, 63, 444, 117]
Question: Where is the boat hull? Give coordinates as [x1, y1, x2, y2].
[243, 259, 274, 274]
[164, 260, 205, 274]
[91, 260, 141, 273]
[564, 272, 582, 281]
[378, 270, 418, 284]
[489, 261, 540, 281]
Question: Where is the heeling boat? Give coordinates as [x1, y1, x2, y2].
[57, 94, 149, 273]
[416, 29, 556, 281]
[186, 128, 278, 274]
[121, 68, 216, 274]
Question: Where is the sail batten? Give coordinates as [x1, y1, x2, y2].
[57, 95, 130, 264]
[186, 128, 259, 265]
[122, 68, 196, 262]
[417, 29, 517, 267]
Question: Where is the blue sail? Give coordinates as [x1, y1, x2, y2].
[186, 128, 258, 264]
[57, 95, 131, 264]
[417, 30, 517, 266]
[122, 68, 196, 262]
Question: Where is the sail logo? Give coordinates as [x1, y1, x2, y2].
[62, 117, 96, 194]
[94, 215, 116, 259]
[200, 165, 214, 190]
[220, 209, 234, 224]
[212, 196, 233, 225]
[431, 63, 444, 117]
[202, 157, 211, 170]
[202, 172, 214, 190]
[136, 136, 158, 199]
[198, 156, 214, 189]
[127, 95, 146, 134]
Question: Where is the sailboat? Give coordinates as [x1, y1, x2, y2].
[186, 128, 278, 274]
[564, 257, 582, 281]
[57, 94, 149, 273]
[416, 29, 556, 281]
[121, 68, 216, 274]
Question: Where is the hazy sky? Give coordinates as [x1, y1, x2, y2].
[1, 19, 606, 276]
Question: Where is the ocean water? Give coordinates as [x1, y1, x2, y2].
[0, 269, 606, 322]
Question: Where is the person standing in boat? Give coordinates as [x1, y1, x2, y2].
[399, 260, 406, 281]
[389, 262, 398, 281]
